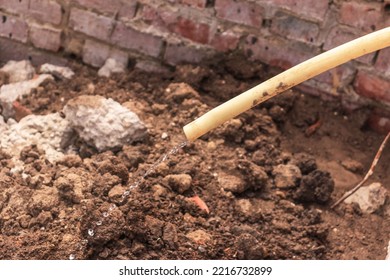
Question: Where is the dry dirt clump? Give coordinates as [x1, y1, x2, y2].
[0, 55, 389, 260]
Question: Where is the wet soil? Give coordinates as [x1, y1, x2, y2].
[0, 54, 389, 259]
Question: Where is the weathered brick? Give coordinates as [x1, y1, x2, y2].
[244, 35, 318, 70]
[29, 24, 61, 51]
[73, 0, 121, 16]
[339, 1, 383, 32]
[324, 27, 375, 65]
[111, 22, 163, 57]
[164, 40, 215, 65]
[82, 39, 110, 67]
[271, 0, 329, 21]
[270, 12, 319, 44]
[215, 0, 264, 28]
[354, 71, 390, 103]
[181, 0, 208, 9]
[375, 47, 390, 76]
[118, 1, 137, 22]
[0, 14, 28, 43]
[69, 8, 114, 41]
[0, 0, 29, 14]
[141, 6, 211, 44]
[210, 30, 240, 52]
[29, 0, 62, 25]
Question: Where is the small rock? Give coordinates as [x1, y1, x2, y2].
[151, 184, 168, 199]
[144, 215, 164, 237]
[39, 63, 75, 79]
[218, 172, 246, 193]
[98, 58, 126, 77]
[0, 60, 35, 83]
[344, 182, 387, 214]
[272, 164, 302, 189]
[161, 132, 169, 140]
[163, 174, 192, 194]
[186, 229, 211, 244]
[63, 95, 147, 151]
[341, 159, 364, 174]
[97, 161, 129, 183]
[294, 170, 334, 203]
[236, 199, 258, 217]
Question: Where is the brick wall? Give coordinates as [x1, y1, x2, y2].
[1, 0, 390, 131]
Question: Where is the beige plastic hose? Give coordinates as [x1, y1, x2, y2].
[183, 26, 390, 142]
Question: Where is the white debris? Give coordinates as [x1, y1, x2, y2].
[39, 63, 75, 79]
[344, 182, 388, 214]
[63, 95, 147, 151]
[97, 58, 126, 77]
[0, 113, 74, 163]
[0, 74, 53, 119]
[161, 132, 169, 139]
[0, 60, 35, 83]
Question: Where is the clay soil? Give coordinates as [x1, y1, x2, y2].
[0, 54, 389, 260]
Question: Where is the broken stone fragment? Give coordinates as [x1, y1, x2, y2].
[0, 60, 35, 83]
[63, 95, 147, 151]
[344, 182, 387, 214]
[98, 58, 126, 77]
[0, 74, 53, 119]
[218, 172, 246, 193]
[39, 63, 75, 79]
[163, 174, 192, 194]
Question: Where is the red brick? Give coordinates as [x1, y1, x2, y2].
[164, 40, 215, 65]
[324, 27, 375, 65]
[73, 0, 122, 16]
[111, 22, 163, 57]
[375, 47, 390, 76]
[270, 12, 319, 44]
[69, 8, 114, 41]
[339, 2, 383, 32]
[29, 24, 61, 51]
[244, 35, 318, 70]
[0, 14, 28, 43]
[181, 0, 208, 9]
[215, 0, 264, 28]
[270, 0, 329, 21]
[82, 39, 110, 67]
[141, 6, 211, 44]
[354, 71, 390, 103]
[29, 0, 62, 25]
[118, 1, 137, 22]
[0, 0, 29, 14]
[210, 30, 240, 52]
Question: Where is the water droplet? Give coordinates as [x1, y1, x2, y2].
[109, 204, 116, 211]
[69, 254, 75, 260]
[96, 220, 102, 226]
[103, 212, 109, 218]
[88, 229, 94, 237]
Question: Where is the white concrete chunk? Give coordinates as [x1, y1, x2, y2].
[0, 60, 35, 83]
[344, 182, 388, 214]
[63, 95, 147, 151]
[39, 63, 75, 79]
[98, 58, 126, 77]
[0, 113, 74, 163]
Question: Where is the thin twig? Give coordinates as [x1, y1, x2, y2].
[331, 131, 390, 209]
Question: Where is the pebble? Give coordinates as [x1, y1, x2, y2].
[163, 174, 192, 194]
[186, 229, 211, 244]
[272, 164, 302, 189]
[344, 182, 387, 214]
[218, 172, 246, 193]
